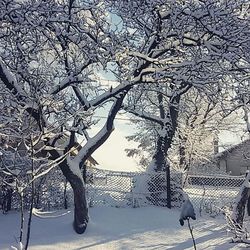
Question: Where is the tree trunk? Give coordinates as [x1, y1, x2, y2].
[48, 146, 89, 234]
[153, 136, 166, 172]
[59, 160, 88, 234]
[46, 94, 126, 234]
[165, 164, 171, 208]
[179, 135, 188, 171]
[71, 177, 88, 234]
[233, 186, 250, 228]
[63, 180, 68, 210]
[149, 135, 171, 208]
[232, 173, 250, 229]
[247, 196, 250, 216]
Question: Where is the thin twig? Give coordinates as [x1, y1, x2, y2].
[187, 218, 197, 250]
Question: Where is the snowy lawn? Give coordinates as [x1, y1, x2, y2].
[0, 206, 247, 250]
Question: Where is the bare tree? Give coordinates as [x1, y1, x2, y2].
[174, 88, 243, 172]
[0, 0, 249, 234]
[0, 0, 130, 234]
[110, 0, 249, 207]
[0, 0, 181, 233]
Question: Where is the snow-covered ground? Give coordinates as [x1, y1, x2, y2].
[0, 206, 247, 250]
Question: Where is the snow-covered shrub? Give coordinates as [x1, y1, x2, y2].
[179, 194, 196, 226]
[179, 194, 197, 249]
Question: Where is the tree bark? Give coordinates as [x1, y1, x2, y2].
[232, 173, 250, 229]
[63, 180, 68, 210]
[179, 135, 188, 171]
[153, 136, 166, 172]
[165, 164, 171, 208]
[233, 186, 250, 228]
[148, 92, 183, 208]
[48, 147, 89, 234]
[247, 196, 250, 216]
[59, 160, 88, 234]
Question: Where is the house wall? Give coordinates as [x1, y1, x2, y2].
[220, 141, 250, 176]
[218, 159, 227, 173]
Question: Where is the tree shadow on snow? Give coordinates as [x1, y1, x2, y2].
[24, 208, 241, 250]
[165, 221, 242, 250]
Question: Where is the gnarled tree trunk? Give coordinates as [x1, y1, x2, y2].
[60, 160, 88, 234]
[47, 94, 126, 234]
[48, 148, 89, 234]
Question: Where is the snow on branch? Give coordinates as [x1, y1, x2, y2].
[75, 92, 126, 165]
[125, 108, 163, 126]
[0, 58, 26, 100]
[90, 83, 131, 107]
[72, 86, 90, 110]
[50, 65, 91, 95]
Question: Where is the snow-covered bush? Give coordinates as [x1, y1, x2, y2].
[179, 193, 196, 226]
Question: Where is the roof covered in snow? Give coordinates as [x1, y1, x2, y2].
[214, 139, 250, 160]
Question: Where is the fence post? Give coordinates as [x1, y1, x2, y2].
[165, 166, 171, 208]
[130, 175, 135, 208]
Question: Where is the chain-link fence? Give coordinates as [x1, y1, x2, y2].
[183, 173, 244, 216]
[86, 169, 245, 215]
[86, 168, 183, 208]
[0, 148, 245, 215]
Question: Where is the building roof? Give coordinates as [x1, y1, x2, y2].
[214, 139, 250, 160]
